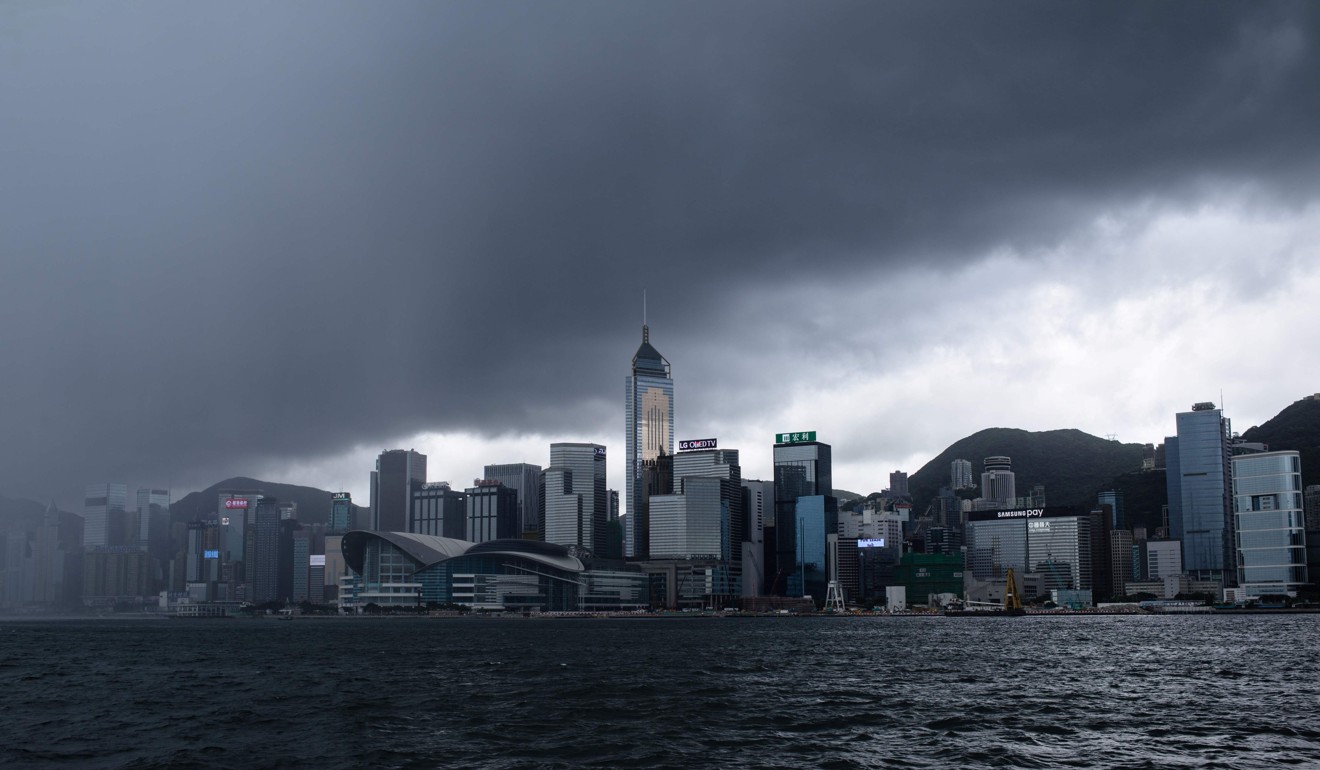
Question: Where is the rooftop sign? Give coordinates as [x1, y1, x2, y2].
[679, 438, 717, 451]
[223, 498, 249, 510]
[331, 492, 351, 501]
[775, 431, 817, 445]
[966, 506, 1080, 523]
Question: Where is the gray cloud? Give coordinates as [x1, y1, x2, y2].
[2, 2, 1319, 502]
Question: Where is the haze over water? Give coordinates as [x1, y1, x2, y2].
[3, 615, 1318, 769]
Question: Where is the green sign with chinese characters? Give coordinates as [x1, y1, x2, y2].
[775, 431, 817, 444]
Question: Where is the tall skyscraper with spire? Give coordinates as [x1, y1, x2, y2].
[625, 324, 674, 559]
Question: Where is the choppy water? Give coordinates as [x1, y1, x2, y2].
[3, 615, 1319, 769]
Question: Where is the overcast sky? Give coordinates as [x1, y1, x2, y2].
[3, 2, 1319, 510]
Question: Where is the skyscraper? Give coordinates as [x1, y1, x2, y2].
[483, 463, 543, 538]
[83, 483, 128, 548]
[465, 481, 520, 544]
[1097, 490, 1125, 530]
[1165, 402, 1233, 584]
[625, 325, 673, 559]
[770, 433, 834, 598]
[371, 449, 427, 532]
[411, 482, 468, 539]
[1232, 450, 1308, 597]
[135, 488, 169, 551]
[544, 443, 607, 552]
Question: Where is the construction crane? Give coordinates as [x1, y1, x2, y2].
[1004, 568, 1023, 612]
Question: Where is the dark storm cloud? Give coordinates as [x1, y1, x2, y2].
[2, 2, 1318, 500]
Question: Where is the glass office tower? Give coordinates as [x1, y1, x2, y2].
[625, 325, 673, 559]
[1232, 450, 1308, 597]
[770, 439, 833, 596]
[1166, 403, 1233, 584]
[545, 443, 607, 553]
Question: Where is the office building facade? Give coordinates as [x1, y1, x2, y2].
[411, 483, 468, 540]
[483, 463, 544, 538]
[465, 482, 520, 544]
[1232, 451, 1308, 596]
[544, 443, 607, 553]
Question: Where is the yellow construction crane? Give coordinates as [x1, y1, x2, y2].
[1004, 568, 1023, 612]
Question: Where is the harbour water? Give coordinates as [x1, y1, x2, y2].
[3, 614, 1319, 769]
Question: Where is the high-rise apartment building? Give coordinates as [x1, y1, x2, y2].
[83, 483, 128, 548]
[1232, 451, 1308, 597]
[1165, 403, 1233, 584]
[482, 463, 543, 538]
[981, 457, 1016, 508]
[544, 443, 607, 553]
[951, 459, 974, 491]
[625, 325, 673, 559]
[371, 449, 427, 532]
[889, 471, 909, 498]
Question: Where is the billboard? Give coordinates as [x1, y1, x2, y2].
[678, 438, 717, 451]
[966, 506, 1079, 523]
[203, 549, 219, 559]
[223, 498, 249, 510]
[775, 431, 817, 445]
[330, 492, 351, 501]
[309, 554, 326, 567]
[857, 538, 886, 548]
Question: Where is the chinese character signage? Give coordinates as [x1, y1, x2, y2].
[774, 431, 817, 445]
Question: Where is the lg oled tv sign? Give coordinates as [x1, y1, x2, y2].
[679, 438, 717, 451]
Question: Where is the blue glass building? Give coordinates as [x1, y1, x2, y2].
[1165, 403, 1233, 584]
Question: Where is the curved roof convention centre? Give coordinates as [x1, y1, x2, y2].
[341, 532, 586, 575]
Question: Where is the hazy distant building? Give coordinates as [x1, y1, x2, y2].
[980, 457, 1016, 508]
[544, 443, 607, 553]
[135, 488, 169, 551]
[482, 463, 543, 538]
[83, 483, 128, 549]
[951, 459, 974, 491]
[1232, 451, 1308, 597]
[625, 325, 674, 559]
[1165, 403, 1233, 584]
[371, 449, 427, 532]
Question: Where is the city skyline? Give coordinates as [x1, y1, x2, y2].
[2, 4, 1319, 511]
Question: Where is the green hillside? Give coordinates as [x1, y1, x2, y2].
[908, 427, 1146, 514]
[1241, 395, 1320, 487]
